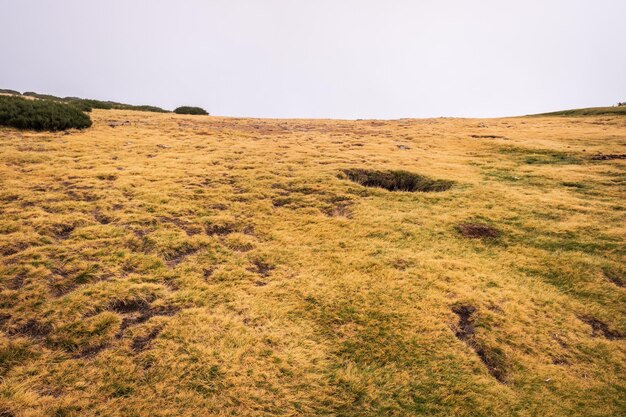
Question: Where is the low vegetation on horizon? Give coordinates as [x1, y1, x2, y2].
[0, 101, 624, 416]
[531, 104, 626, 117]
[0, 89, 209, 131]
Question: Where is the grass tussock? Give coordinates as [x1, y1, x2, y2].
[0, 109, 624, 416]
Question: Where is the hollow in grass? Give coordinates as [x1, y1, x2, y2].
[342, 169, 453, 192]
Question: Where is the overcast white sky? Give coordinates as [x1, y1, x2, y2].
[2, 0, 625, 119]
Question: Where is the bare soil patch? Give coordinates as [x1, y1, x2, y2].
[451, 304, 508, 383]
[456, 223, 500, 239]
[590, 154, 626, 161]
[579, 316, 625, 340]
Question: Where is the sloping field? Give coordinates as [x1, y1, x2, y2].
[0, 111, 625, 416]
[531, 106, 626, 117]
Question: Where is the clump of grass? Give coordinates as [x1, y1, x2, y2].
[0, 95, 92, 131]
[174, 106, 209, 115]
[342, 168, 453, 192]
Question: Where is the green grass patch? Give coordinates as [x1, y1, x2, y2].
[498, 146, 581, 165]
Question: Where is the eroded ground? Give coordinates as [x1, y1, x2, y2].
[0, 111, 625, 416]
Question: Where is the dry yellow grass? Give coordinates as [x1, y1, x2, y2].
[0, 110, 624, 416]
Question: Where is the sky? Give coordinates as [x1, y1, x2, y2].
[1, 0, 625, 119]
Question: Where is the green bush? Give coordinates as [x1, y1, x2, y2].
[22, 91, 64, 101]
[110, 103, 169, 113]
[174, 106, 208, 115]
[4, 89, 171, 114]
[0, 95, 92, 131]
[67, 99, 114, 112]
[0, 89, 21, 95]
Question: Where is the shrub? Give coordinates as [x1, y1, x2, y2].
[0, 89, 21, 95]
[618, 102, 626, 107]
[22, 91, 64, 101]
[110, 103, 169, 113]
[0, 95, 92, 131]
[66, 99, 114, 112]
[4, 89, 171, 114]
[174, 106, 208, 115]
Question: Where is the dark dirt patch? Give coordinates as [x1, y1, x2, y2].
[10, 319, 53, 339]
[118, 308, 170, 333]
[602, 266, 624, 287]
[66, 190, 99, 202]
[323, 200, 353, 218]
[48, 265, 100, 298]
[451, 304, 507, 383]
[456, 223, 500, 239]
[94, 210, 114, 225]
[0, 314, 11, 327]
[109, 299, 179, 337]
[272, 197, 291, 208]
[552, 357, 569, 366]
[470, 135, 506, 139]
[203, 267, 215, 280]
[0, 408, 15, 417]
[451, 304, 476, 341]
[49, 223, 76, 240]
[205, 222, 236, 236]
[159, 216, 203, 236]
[0, 241, 31, 257]
[5, 271, 26, 290]
[78, 344, 109, 359]
[132, 326, 163, 351]
[391, 258, 414, 271]
[165, 247, 200, 268]
[96, 174, 117, 181]
[342, 169, 453, 192]
[590, 154, 626, 161]
[248, 259, 274, 278]
[473, 347, 507, 383]
[109, 299, 151, 315]
[579, 316, 625, 340]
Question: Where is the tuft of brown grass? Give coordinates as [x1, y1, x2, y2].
[0, 111, 624, 416]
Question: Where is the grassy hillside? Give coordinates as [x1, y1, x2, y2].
[0, 111, 624, 416]
[531, 106, 626, 117]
